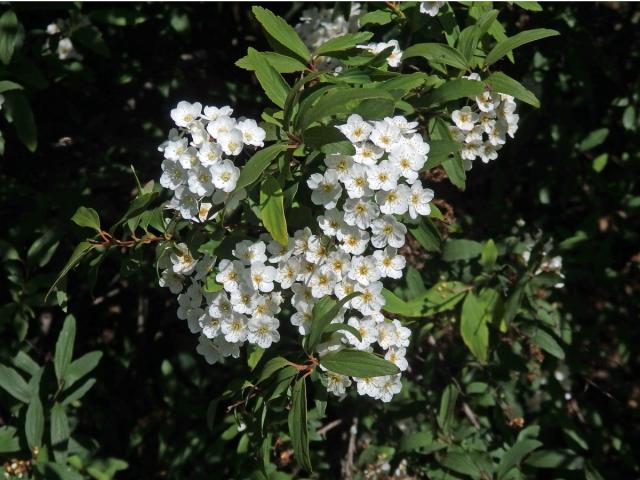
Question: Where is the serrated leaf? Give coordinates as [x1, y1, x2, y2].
[260, 177, 288, 246]
[306, 292, 360, 352]
[54, 315, 76, 384]
[256, 356, 290, 384]
[485, 71, 540, 107]
[71, 206, 101, 232]
[485, 28, 560, 66]
[319, 349, 399, 377]
[236, 50, 307, 73]
[247, 47, 290, 108]
[497, 439, 543, 478]
[25, 396, 44, 449]
[460, 293, 489, 363]
[442, 239, 484, 261]
[0, 364, 31, 402]
[288, 377, 312, 471]
[50, 403, 70, 462]
[252, 6, 310, 63]
[236, 143, 287, 190]
[404, 43, 469, 69]
[315, 32, 374, 57]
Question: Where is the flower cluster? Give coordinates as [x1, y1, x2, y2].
[44, 18, 87, 61]
[155, 103, 435, 402]
[157, 101, 265, 222]
[449, 73, 520, 170]
[295, 3, 361, 51]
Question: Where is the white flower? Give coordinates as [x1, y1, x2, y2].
[371, 215, 407, 249]
[196, 335, 223, 364]
[218, 129, 244, 156]
[307, 169, 343, 209]
[359, 40, 403, 68]
[353, 142, 383, 166]
[370, 120, 401, 152]
[352, 281, 385, 316]
[198, 142, 223, 167]
[375, 185, 410, 215]
[336, 225, 370, 255]
[407, 182, 434, 219]
[208, 291, 233, 318]
[344, 163, 373, 199]
[292, 227, 313, 256]
[326, 251, 351, 279]
[348, 255, 381, 286]
[46, 23, 60, 35]
[159, 269, 184, 294]
[171, 243, 198, 275]
[177, 283, 203, 332]
[367, 160, 400, 191]
[171, 186, 200, 220]
[199, 314, 222, 340]
[248, 316, 280, 348]
[343, 317, 378, 350]
[373, 375, 402, 402]
[233, 240, 267, 265]
[163, 137, 188, 161]
[203, 105, 233, 121]
[324, 154, 353, 182]
[206, 116, 236, 139]
[291, 305, 313, 336]
[194, 254, 216, 281]
[221, 312, 249, 343]
[160, 159, 187, 190]
[57, 37, 81, 61]
[309, 265, 337, 298]
[266, 238, 293, 264]
[305, 235, 330, 264]
[419, 1, 444, 16]
[318, 209, 345, 237]
[187, 165, 215, 196]
[276, 257, 300, 289]
[236, 118, 266, 147]
[480, 142, 501, 163]
[337, 114, 372, 143]
[354, 376, 378, 397]
[229, 285, 258, 315]
[215, 259, 246, 293]
[178, 147, 200, 170]
[388, 115, 418, 135]
[476, 91, 499, 113]
[334, 278, 358, 306]
[249, 262, 277, 293]
[211, 159, 240, 192]
[451, 106, 479, 131]
[388, 144, 423, 184]
[291, 283, 314, 309]
[171, 101, 202, 128]
[385, 347, 408, 372]
[373, 247, 406, 279]
[487, 121, 507, 146]
[197, 202, 213, 223]
[343, 198, 379, 230]
[323, 370, 352, 396]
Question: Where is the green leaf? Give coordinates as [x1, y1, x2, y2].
[306, 292, 360, 352]
[424, 139, 460, 170]
[247, 47, 290, 108]
[256, 356, 290, 384]
[64, 351, 102, 388]
[0, 426, 20, 454]
[252, 6, 310, 63]
[442, 239, 484, 261]
[442, 154, 466, 190]
[504, 276, 528, 325]
[359, 10, 394, 26]
[0, 80, 22, 93]
[235, 143, 287, 190]
[497, 439, 543, 478]
[485, 71, 540, 107]
[437, 384, 458, 431]
[236, 50, 307, 73]
[578, 128, 609, 152]
[319, 349, 399, 377]
[399, 431, 434, 452]
[529, 327, 565, 359]
[382, 282, 467, 318]
[54, 315, 77, 384]
[514, 1, 543, 11]
[525, 449, 583, 469]
[46, 462, 85, 480]
[403, 43, 468, 69]
[0, 364, 31, 402]
[260, 177, 288, 246]
[299, 87, 393, 130]
[409, 218, 441, 252]
[112, 192, 158, 230]
[4, 92, 37, 152]
[485, 28, 560, 66]
[421, 78, 486, 107]
[288, 377, 312, 471]
[61, 378, 97, 406]
[480, 239, 498, 269]
[71, 207, 102, 233]
[592, 153, 608, 173]
[322, 322, 362, 341]
[50, 403, 70, 462]
[12, 351, 40, 377]
[460, 293, 489, 363]
[86, 457, 129, 480]
[0, 10, 19, 65]
[315, 32, 373, 57]
[25, 396, 44, 449]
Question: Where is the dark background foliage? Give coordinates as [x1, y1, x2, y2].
[1, 2, 638, 479]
